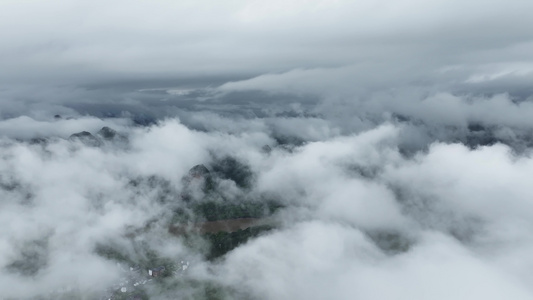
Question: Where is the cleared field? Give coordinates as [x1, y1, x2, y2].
[169, 218, 267, 235]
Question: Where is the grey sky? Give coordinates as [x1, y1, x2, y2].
[1, 0, 532, 135]
[1, 0, 532, 88]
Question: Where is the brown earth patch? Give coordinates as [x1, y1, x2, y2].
[169, 218, 263, 235]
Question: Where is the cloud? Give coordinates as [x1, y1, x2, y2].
[1, 1, 533, 299]
[220, 226, 533, 300]
[0, 115, 532, 298]
[0, 116, 131, 139]
[0, 0, 532, 86]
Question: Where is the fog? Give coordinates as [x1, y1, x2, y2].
[1, 1, 533, 299]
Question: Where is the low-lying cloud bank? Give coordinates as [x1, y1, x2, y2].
[0, 114, 532, 299]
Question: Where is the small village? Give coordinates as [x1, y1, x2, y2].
[100, 260, 190, 300]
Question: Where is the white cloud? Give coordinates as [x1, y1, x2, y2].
[1, 1, 533, 298]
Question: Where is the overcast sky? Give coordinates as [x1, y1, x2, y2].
[0, 0, 532, 126]
[1, 0, 532, 88]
